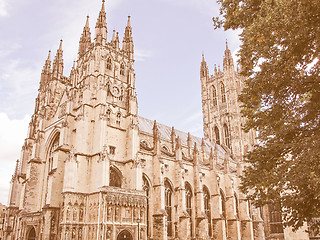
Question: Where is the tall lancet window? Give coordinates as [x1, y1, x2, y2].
[212, 86, 217, 106]
[165, 180, 173, 237]
[220, 189, 226, 219]
[143, 175, 151, 238]
[185, 182, 193, 238]
[106, 57, 112, 70]
[120, 63, 125, 76]
[234, 193, 240, 219]
[224, 124, 230, 148]
[220, 82, 226, 103]
[214, 126, 220, 145]
[48, 134, 60, 173]
[203, 186, 212, 237]
[109, 167, 121, 188]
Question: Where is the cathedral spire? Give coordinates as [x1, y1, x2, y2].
[79, 16, 92, 57]
[223, 39, 234, 71]
[52, 40, 64, 79]
[44, 50, 51, 71]
[95, 0, 107, 45]
[122, 16, 134, 59]
[115, 31, 120, 49]
[200, 53, 208, 79]
[40, 50, 52, 89]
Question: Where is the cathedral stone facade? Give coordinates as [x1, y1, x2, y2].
[3, 1, 272, 240]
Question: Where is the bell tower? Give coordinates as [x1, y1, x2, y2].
[200, 43, 255, 160]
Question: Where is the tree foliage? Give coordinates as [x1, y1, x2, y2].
[214, 0, 320, 231]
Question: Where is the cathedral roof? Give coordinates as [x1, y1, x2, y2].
[138, 116, 227, 158]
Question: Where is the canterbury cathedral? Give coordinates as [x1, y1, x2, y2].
[4, 1, 315, 240]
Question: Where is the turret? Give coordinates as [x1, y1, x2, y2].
[115, 32, 120, 49]
[200, 53, 208, 79]
[78, 16, 92, 57]
[223, 40, 234, 71]
[40, 50, 52, 90]
[52, 40, 64, 79]
[95, 0, 107, 45]
[122, 16, 134, 59]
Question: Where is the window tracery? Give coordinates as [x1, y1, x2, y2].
[106, 57, 112, 70]
[220, 82, 226, 103]
[203, 186, 212, 236]
[185, 182, 193, 238]
[214, 126, 220, 145]
[224, 124, 230, 148]
[120, 63, 125, 76]
[165, 180, 173, 237]
[212, 86, 217, 106]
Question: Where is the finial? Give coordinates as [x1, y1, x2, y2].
[47, 50, 51, 60]
[59, 39, 63, 50]
[127, 16, 131, 26]
[85, 15, 90, 27]
[226, 38, 228, 49]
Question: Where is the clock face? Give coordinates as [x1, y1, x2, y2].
[110, 84, 121, 97]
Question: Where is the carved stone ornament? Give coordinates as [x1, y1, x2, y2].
[99, 145, 109, 162]
[110, 84, 122, 98]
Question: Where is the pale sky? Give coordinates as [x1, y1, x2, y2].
[0, 0, 240, 205]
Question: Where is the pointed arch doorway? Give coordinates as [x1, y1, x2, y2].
[27, 227, 36, 240]
[117, 230, 133, 240]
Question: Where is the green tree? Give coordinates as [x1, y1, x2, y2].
[214, 0, 320, 231]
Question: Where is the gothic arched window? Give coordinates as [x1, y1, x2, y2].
[165, 179, 173, 237]
[220, 189, 226, 219]
[120, 63, 125, 76]
[143, 175, 151, 238]
[203, 186, 212, 237]
[185, 182, 193, 238]
[48, 134, 60, 172]
[212, 86, 217, 106]
[214, 126, 220, 145]
[109, 167, 121, 188]
[224, 124, 230, 148]
[220, 82, 226, 103]
[234, 193, 240, 219]
[106, 57, 112, 70]
[116, 112, 121, 126]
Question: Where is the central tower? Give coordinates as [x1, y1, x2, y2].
[200, 43, 256, 161]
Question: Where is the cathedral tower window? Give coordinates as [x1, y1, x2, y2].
[165, 179, 173, 237]
[224, 124, 230, 148]
[109, 167, 122, 188]
[214, 126, 220, 145]
[185, 182, 193, 238]
[203, 186, 212, 237]
[109, 146, 116, 155]
[106, 109, 111, 121]
[48, 133, 60, 173]
[212, 86, 217, 106]
[116, 112, 121, 126]
[120, 63, 125, 76]
[106, 57, 112, 70]
[220, 82, 226, 103]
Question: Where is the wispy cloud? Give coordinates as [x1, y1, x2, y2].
[135, 49, 153, 62]
[0, 112, 30, 205]
[0, 0, 9, 17]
